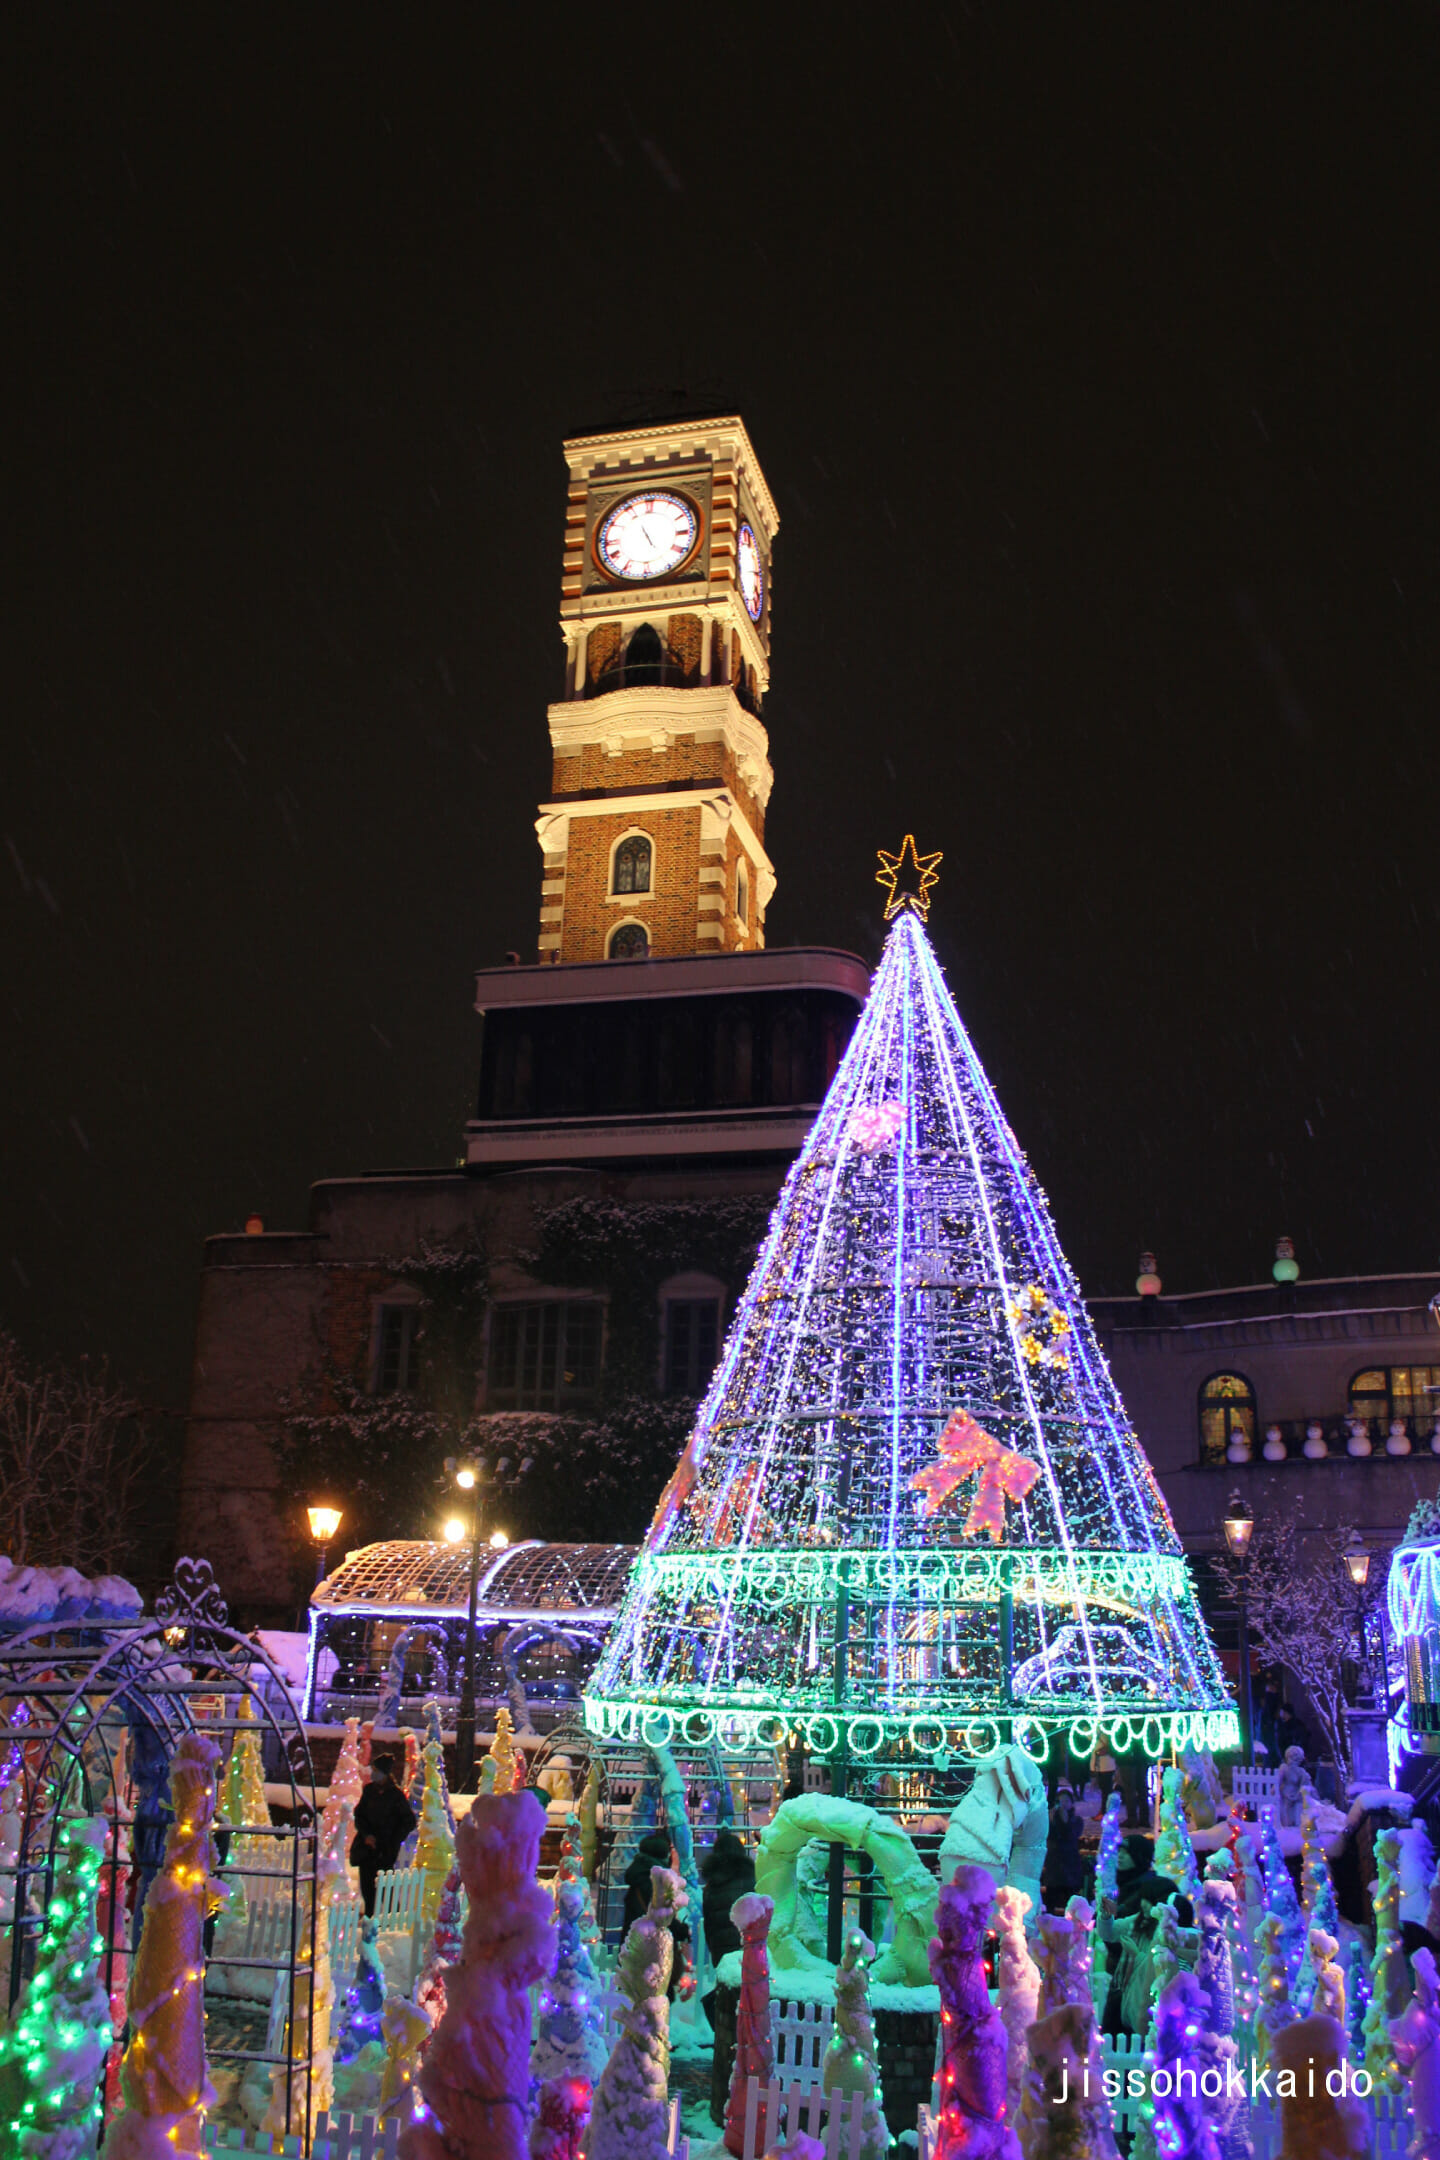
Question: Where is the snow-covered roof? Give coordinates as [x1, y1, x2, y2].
[311, 1540, 636, 1624]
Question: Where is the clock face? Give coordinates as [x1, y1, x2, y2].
[596, 491, 699, 582]
[737, 522, 764, 621]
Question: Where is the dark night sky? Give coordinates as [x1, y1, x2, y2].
[7, 10, 1439, 1419]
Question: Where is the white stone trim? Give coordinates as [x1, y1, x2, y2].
[547, 684, 773, 811]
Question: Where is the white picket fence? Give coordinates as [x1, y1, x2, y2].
[203, 2110, 400, 2157]
[1230, 1766, 1280, 1811]
[739, 2075, 868, 2160]
[770, 1997, 835, 2089]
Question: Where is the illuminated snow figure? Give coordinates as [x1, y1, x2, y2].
[939, 1746, 1048, 1921]
[402, 1789, 557, 2160]
[0, 1812, 112, 2159]
[992, 1887, 1040, 2125]
[1391, 1947, 1440, 2160]
[532, 1875, 608, 2089]
[1021, 1897, 1116, 2160]
[585, 907, 1233, 1800]
[1147, 1972, 1223, 2160]
[1154, 1767, 1201, 1901]
[1271, 2015, 1368, 2160]
[108, 1734, 223, 2159]
[929, 1867, 1020, 2160]
[821, 1929, 887, 2160]
[591, 1866, 687, 2160]
[724, 1892, 775, 2159]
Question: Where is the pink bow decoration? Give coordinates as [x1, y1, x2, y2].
[911, 1410, 1040, 1542]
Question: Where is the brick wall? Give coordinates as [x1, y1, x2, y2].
[667, 612, 702, 682]
[559, 805, 703, 961]
[586, 622, 621, 686]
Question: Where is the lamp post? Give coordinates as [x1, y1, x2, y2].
[443, 1457, 515, 1791]
[306, 1504, 342, 1588]
[1343, 1534, 1372, 1704]
[1223, 1492, 1255, 1767]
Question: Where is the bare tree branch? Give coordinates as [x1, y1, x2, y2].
[0, 1335, 149, 1574]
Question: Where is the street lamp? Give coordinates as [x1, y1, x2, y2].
[1343, 1534, 1373, 1704]
[307, 1504, 342, 1587]
[1223, 1493, 1255, 1767]
[443, 1455, 498, 1792]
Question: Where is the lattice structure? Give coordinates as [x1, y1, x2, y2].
[0, 1558, 320, 2143]
[307, 1540, 636, 1722]
[586, 908, 1234, 1789]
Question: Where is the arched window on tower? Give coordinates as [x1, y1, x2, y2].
[625, 624, 665, 686]
[1199, 1372, 1257, 1466]
[612, 834, 652, 896]
[609, 921, 649, 961]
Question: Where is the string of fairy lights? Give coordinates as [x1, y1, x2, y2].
[586, 853, 1236, 1778]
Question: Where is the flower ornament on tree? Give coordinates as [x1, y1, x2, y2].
[912, 1411, 1040, 1543]
[849, 1103, 906, 1156]
[1005, 1285, 1072, 1372]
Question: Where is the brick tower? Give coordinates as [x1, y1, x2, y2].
[536, 415, 779, 963]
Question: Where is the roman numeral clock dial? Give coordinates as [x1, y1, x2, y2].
[596, 491, 699, 581]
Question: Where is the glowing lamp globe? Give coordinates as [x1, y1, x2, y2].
[1342, 1537, 1370, 1589]
[441, 1517, 467, 1546]
[307, 1504, 342, 1545]
[489, 1530, 509, 1549]
[1272, 1237, 1300, 1284]
[1222, 1494, 1254, 1562]
[1136, 1253, 1163, 1297]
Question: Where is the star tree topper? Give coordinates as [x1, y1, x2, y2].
[876, 833, 943, 921]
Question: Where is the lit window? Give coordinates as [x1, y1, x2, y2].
[736, 863, 749, 926]
[373, 1304, 420, 1395]
[613, 834, 652, 896]
[488, 1301, 602, 1410]
[1350, 1366, 1440, 1438]
[664, 1298, 721, 1396]
[1199, 1373, 1256, 1466]
[609, 922, 649, 960]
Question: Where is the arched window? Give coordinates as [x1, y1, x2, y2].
[1199, 1373, 1256, 1465]
[736, 861, 749, 926]
[624, 624, 665, 686]
[1351, 1366, 1440, 1439]
[612, 834, 652, 896]
[609, 921, 649, 960]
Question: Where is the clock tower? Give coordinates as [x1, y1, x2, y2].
[535, 414, 779, 963]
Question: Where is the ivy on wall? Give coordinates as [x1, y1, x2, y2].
[273, 1196, 769, 1559]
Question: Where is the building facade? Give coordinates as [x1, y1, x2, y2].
[1096, 1267, 1440, 1566]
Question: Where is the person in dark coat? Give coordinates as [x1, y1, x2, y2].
[700, 1827, 756, 1970]
[621, 1829, 691, 1997]
[1041, 1781, 1087, 1912]
[350, 1753, 417, 1916]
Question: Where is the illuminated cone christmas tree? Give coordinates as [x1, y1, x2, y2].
[587, 863, 1233, 1786]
